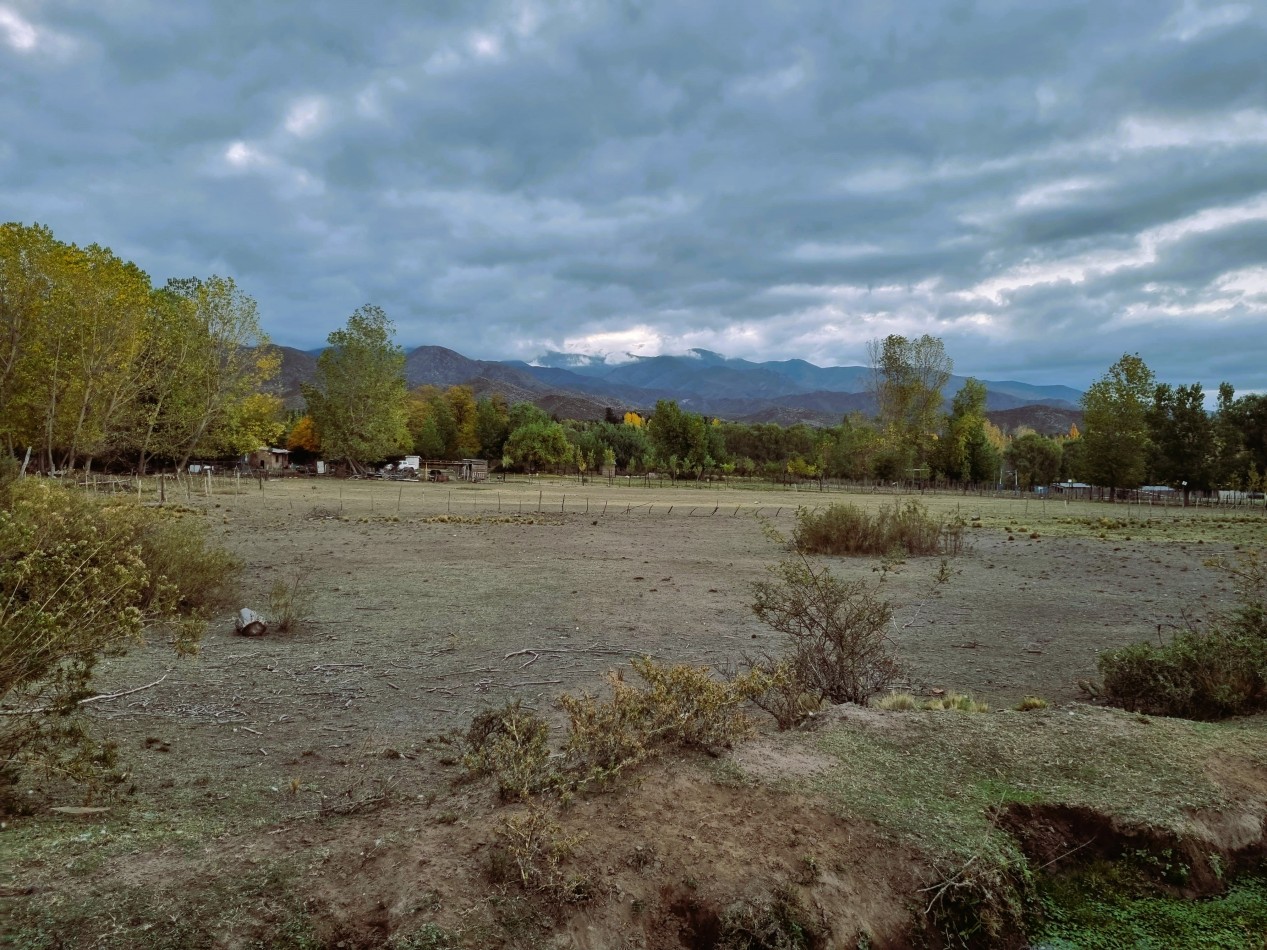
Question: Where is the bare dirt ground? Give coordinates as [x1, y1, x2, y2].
[85, 478, 1250, 773]
[6, 477, 1267, 948]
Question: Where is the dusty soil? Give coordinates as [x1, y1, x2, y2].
[5, 477, 1266, 948]
[85, 478, 1240, 777]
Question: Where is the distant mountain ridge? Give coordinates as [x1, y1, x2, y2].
[271, 344, 1084, 434]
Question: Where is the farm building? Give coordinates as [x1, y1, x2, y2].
[246, 447, 290, 471]
[419, 459, 489, 482]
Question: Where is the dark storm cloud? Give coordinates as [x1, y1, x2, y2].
[2, 0, 1266, 393]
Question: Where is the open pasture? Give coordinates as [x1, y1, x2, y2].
[6, 475, 1267, 948]
[64, 477, 1256, 811]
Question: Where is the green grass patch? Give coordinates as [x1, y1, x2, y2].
[1037, 868, 1267, 949]
[792, 708, 1267, 859]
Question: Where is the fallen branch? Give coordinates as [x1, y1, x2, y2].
[1, 674, 168, 717]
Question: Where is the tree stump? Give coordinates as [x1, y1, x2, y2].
[235, 608, 268, 637]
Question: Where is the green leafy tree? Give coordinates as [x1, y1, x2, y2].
[0, 224, 155, 471]
[1149, 382, 1214, 504]
[303, 305, 410, 471]
[504, 420, 573, 472]
[1081, 354, 1155, 499]
[1217, 390, 1267, 488]
[1212, 383, 1246, 488]
[938, 378, 999, 484]
[823, 414, 881, 480]
[1, 478, 238, 810]
[1007, 432, 1063, 490]
[407, 385, 456, 458]
[647, 400, 718, 478]
[475, 394, 511, 460]
[446, 385, 481, 458]
[159, 276, 278, 468]
[868, 334, 952, 479]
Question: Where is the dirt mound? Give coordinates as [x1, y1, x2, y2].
[248, 760, 925, 948]
[999, 793, 1267, 899]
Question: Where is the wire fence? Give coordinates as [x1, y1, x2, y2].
[66, 469, 1267, 526]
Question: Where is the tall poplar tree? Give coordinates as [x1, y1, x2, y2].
[868, 334, 952, 479]
[303, 305, 410, 471]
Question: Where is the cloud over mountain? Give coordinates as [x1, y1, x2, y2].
[3, 0, 1265, 394]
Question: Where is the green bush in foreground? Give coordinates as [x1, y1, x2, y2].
[0, 479, 239, 810]
[1098, 551, 1267, 720]
[749, 557, 902, 718]
[793, 499, 965, 557]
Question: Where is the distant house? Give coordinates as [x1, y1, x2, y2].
[246, 447, 290, 471]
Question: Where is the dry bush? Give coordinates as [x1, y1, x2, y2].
[922, 693, 990, 712]
[793, 499, 966, 558]
[462, 700, 554, 801]
[1014, 696, 1049, 711]
[559, 657, 767, 781]
[743, 659, 823, 730]
[267, 571, 309, 634]
[1098, 551, 1267, 720]
[876, 692, 919, 710]
[0, 480, 238, 811]
[748, 557, 904, 722]
[717, 884, 822, 949]
[490, 804, 590, 903]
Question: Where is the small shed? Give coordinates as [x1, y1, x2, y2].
[247, 447, 290, 471]
[419, 459, 489, 482]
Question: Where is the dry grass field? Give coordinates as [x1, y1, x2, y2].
[5, 476, 1267, 948]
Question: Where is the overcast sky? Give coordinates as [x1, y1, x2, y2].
[3, 1, 1266, 392]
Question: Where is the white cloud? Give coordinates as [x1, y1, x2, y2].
[0, 5, 36, 50]
[969, 193, 1267, 303]
[1214, 266, 1267, 297]
[787, 241, 882, 262]
[0, 4, 74, 56]
[469, 31, 502, 59]
[732, 58, 810, 98]
[224, 141, 270, 169]
[283, 97, 327, 137]
[215, 140, 324, 197]
[1014, 177, 1105, 210]
[1120, 110, 1267, 151]
[1164, 1, 1252, 42]
[560, 325, 665, 361]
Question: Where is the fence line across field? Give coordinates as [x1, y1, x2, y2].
[75, 472, 1267, 524]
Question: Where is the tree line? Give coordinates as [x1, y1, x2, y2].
[4, 222, 1264, 496]
[0, 223, 278, 473]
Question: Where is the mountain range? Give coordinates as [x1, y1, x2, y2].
[272, 346, 1084, 435]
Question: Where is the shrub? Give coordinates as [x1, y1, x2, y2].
[0, 480, 238, 811]
[559, 657, 767, 780]
[745, 659, 822, 730]
[490, 804, 590, 903]
[793, 500, 966, 558]
[1014, 696, 1049, 711]
[716, 884, 822, 949]
[462, 701, 554, 801]
[1098, 552, 1267, 720]
[921, 692, 990, 712]
[749, 557, 904, 715]
[876, 692, 918, 710]
[267, 571, 309, 634]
